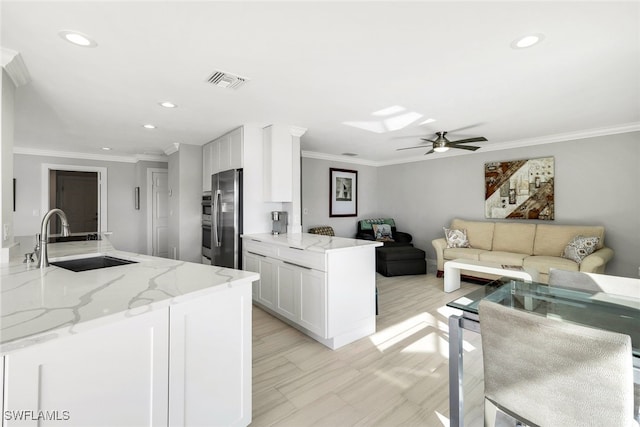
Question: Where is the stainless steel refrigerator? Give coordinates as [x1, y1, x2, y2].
[210, 169, 243, 269]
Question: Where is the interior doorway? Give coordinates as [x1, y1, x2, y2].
[49, 170, 98, 234]
[41, 164, 108, 234]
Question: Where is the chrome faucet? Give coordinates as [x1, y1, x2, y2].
[37, 208, 71, 268]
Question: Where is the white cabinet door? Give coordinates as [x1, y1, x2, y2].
[203, 142, 213, 191]
[274, 261, 326, 337]
[244, 249, 277, 310]
[211, 138, 221, 175]
[169, 282, 252, 427]
[298, 268, 327, 337]
[275, 262, 298, 321]
[218, 133, 231, 172]
[244, 251, 260, 299]
[229, 127, 243, 170]
[257, 256, 276, 309]
[3, 310, 169, 427]
[263, 125, 293, 202]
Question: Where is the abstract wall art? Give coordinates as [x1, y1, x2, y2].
[484, 157, 554, 220]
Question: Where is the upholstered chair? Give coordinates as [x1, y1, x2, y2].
[478, 299, 638, 427]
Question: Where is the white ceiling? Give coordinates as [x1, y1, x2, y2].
[2, 1, 639, 165]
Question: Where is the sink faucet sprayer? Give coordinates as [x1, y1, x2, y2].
[36, 208, 71, 268]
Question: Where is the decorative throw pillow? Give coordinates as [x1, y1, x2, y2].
[562, 235, 600, 263]
[373, 224, 394, 242]
[444, 228, 470, 248]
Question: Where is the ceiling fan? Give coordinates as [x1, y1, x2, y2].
[397, 131, 487, 155]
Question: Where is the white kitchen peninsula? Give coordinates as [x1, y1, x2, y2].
[242, 233, 382, 350]
[0, 237, 258, 427]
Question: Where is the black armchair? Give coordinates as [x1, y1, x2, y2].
[356, 218, 426, 277]
[356, 218, 413, 247]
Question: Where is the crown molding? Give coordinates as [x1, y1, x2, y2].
[1, 48, 31, 87]
[301, 150, 379, 166]
[13, 147, 167, 164]
[305, 122, 640, 167]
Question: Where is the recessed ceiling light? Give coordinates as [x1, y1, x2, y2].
[511, 33, 545, 49]
[159, 101, 177, 108]
[143, 124, 156, 129]
[58, 30, 98, 48]
[101, 147, 111, 151]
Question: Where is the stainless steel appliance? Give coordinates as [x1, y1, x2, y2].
[201, 192, 213, 261]
[271, 211, 287, 235]
[210, 169, 243, 269]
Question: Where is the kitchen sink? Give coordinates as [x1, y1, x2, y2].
[50, 255, 137, 272]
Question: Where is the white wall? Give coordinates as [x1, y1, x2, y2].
[301, 158, 381, 238]
[375, 132, 640, 278]
[13, 153, 167, 254]
[1, 70, 16, 261]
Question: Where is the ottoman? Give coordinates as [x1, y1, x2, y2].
[376, 246, 427, 277]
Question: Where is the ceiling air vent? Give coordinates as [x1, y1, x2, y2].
[206, 70, 249, 89]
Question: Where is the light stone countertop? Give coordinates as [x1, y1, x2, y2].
[0, 237, 259, 355]
[241, 232, 382, 253]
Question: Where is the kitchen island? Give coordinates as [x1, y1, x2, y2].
[1, 237, 258, 427]
[242, 233, 382, 350]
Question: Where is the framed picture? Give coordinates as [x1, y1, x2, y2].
[329, 168, 357, 217]
[484, 156, 554, 220]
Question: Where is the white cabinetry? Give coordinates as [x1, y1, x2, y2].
[244, 249, 277, 310]
[2, 282, 252, 427]
[3, 309, 169, 427]
[203, 142, 214, 191]
[169, 284, 251, 427]
[243, 235, 376, 349]
[263, 125, 293, 202]
[203, 128, 244, 191]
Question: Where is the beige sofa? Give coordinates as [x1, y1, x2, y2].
[432, 218, 614, 284]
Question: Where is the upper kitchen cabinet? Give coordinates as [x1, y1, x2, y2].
[202, 142, 214, 191]
[202, 127, 243, 192]
[263, 125, 307, 202]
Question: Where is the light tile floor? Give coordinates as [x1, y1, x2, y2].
[252, 273, 485, 427]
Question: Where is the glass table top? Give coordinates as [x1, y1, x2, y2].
[447, 277, 640, 357]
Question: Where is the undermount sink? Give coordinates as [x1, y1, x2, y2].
[50, 255, 137, 272]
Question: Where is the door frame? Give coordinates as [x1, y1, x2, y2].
[41, 163, 108, 232]
[146, 168, 168, 256]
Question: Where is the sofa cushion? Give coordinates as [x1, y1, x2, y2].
[492, 223, 536, 255]
[479, 251, 528, 266]
[533, 224, 605, 256]
[450, 219, 495, 250]
[444, 247, 487, 261]
[523, 255, 579, 275]
[562, 235, 600, 263]
[444, 228, 470, 248]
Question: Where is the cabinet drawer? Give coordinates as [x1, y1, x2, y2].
[277, 246, 326, 271]
[243, 239, 277, 258]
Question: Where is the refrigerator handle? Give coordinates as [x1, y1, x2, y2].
[213, 190, 222, 247]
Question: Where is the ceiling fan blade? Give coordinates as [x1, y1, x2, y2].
[420, 138, 436, 143]
[447, 122, 485, 134]
[449, 136, 487, 144]
[449, 144, 480, 151]
[396, 145, 431, 151]
[424, 149, 435, 155]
